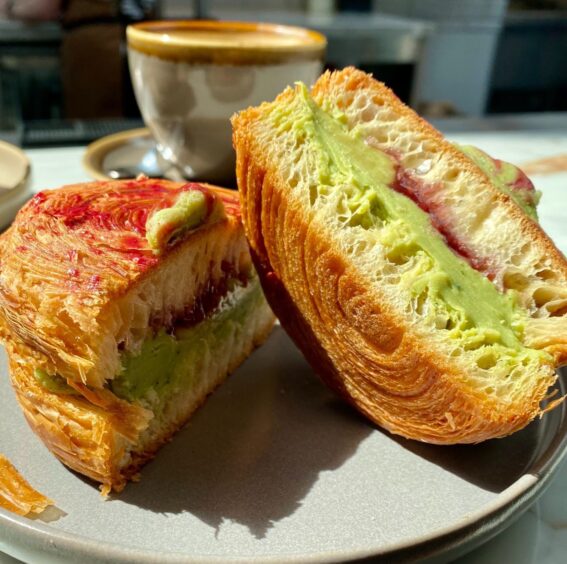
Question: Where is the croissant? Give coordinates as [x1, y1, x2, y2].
[0, 178, 274, 491]
[231, 67, 567, 444]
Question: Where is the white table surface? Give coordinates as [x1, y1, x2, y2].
[1, 134, 567, 563]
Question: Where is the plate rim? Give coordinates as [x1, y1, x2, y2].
[0, 374, 566, 564]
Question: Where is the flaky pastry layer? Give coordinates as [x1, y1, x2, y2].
[5, 301, 274, 492]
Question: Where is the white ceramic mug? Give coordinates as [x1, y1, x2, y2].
[127, 20, 326, 184]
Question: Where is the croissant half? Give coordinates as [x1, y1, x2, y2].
[232, 67, 567, 444]
[0, 178, 274, 491]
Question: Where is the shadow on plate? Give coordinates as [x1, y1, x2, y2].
[118, 327, 373, 539]
[380, 422, 542, 494]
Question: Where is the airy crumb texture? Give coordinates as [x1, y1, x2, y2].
[231, 67, 565, 444]
[311, 69, 567, 357]
[0, 454, 53, 516]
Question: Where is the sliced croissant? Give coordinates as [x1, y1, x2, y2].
[232, 68, 566, 444]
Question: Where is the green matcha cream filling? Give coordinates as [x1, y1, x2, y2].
[269, 85, 548, 370]
[110, 277, 263, 408]
[34, 368, 78, 395]
[146, 190, 209, 253]
[457, 144, 540, 220]
[35, 278, 264, 407]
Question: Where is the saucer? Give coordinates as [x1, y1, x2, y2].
[83, 128, 183, 181]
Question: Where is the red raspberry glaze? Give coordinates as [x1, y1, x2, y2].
[17, 179, 240, 295]
[393, 167, 493, 279]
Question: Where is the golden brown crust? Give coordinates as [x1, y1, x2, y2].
[5, 335, 150, 491]
[312, 68, 567, 276]
[0, 454, 53, 516]
[235, 138, 550, 444]
[232, 69, 560, 444]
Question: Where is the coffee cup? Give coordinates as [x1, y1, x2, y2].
[127, 20, 326, 184]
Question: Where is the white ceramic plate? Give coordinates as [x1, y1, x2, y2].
[0, 327, 566, 564]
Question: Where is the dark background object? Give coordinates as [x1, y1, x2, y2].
[357, 62, 414, 104]
[488, 11, 567, 113]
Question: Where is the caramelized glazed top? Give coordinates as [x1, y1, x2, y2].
[2, 178, 240, 300]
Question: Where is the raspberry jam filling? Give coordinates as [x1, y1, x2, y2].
[387, 143, 541, 281]
[147, 261, 251, 334]
[392, 166, 493, 278]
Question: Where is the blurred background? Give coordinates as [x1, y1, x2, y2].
[1, 0, 566, 147]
